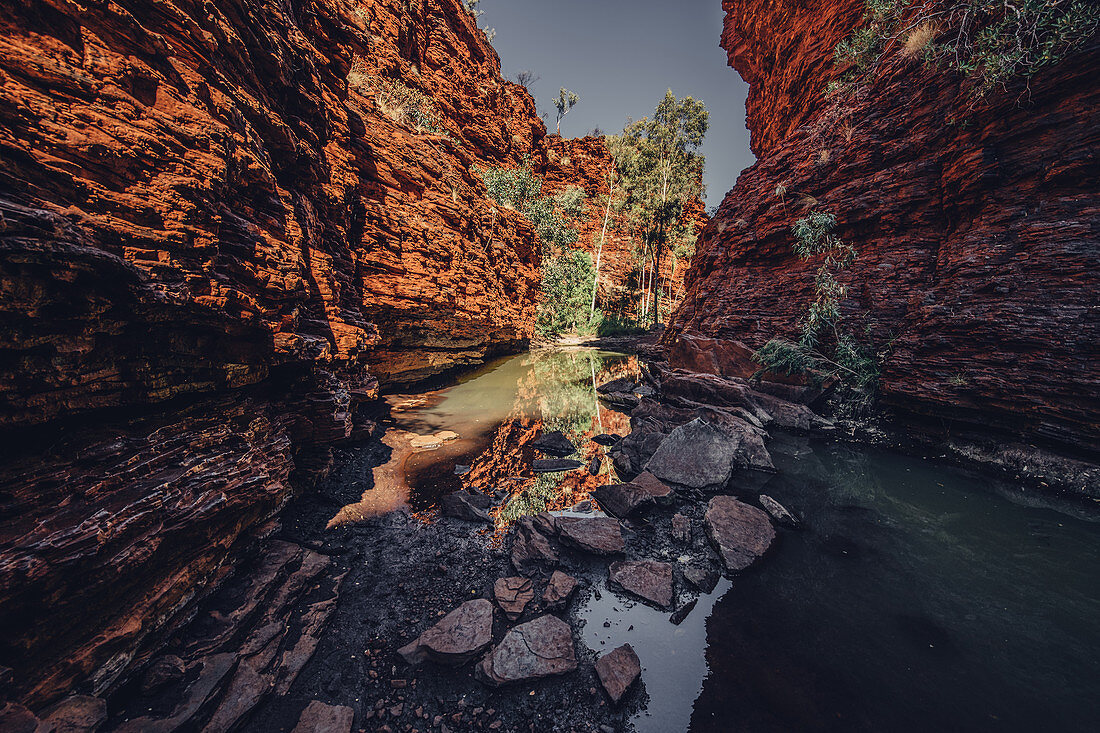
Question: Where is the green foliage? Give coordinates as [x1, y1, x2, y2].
[537, 250, 600, 337]
[754, 211, 879, 407]
[479, 163, 579, 251]
[832, 0, 1100, 94]
[554, 88, 580, 134]
[554, 186, 588, 219]
[353, 71, 441, 133]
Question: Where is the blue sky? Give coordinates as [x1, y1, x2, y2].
[477, 0, 755, 203]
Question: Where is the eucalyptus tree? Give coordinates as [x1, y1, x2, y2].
[553, 88, 579, 135]
[610, 90, 708, 325]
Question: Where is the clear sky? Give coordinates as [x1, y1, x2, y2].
[477, 0, 755, 204]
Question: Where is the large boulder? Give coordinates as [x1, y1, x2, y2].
[643, 418, 738, 488]
[475, 615, 577, 686]
[530, 430, 577, 457]
[594, 644, 641, 705]
[398, 598, 493, 666]
[704, 496, 776, 572]
[557, 517, 624, 555]
[609, 560, 675, 609]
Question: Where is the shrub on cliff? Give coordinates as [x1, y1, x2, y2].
[348, 64, 441, 134]
[537, 250, 599, 337]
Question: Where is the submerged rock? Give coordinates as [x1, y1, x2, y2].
[557, 517, 625, 555]
[494, 577, 535, 621]
[511, 515, 560, 576]
[705, 496, 776, 572]
[441, 491, 492, 523]
[542, 571, 579, 610]
[476, 615, 577, 686]
[669, 598, 698, 625]
[531, 430, 577, 457]
[532, 458, 585, 473]
[759, 494, 801, 528]
[292, 701, 354, 733]
[594, 644, 641, 704]
[398, 598, 493, 666]
[609, 560, 675, 609]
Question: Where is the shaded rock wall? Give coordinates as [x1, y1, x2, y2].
[669, 0, 1099, 490]
[0, 0, 555, 709]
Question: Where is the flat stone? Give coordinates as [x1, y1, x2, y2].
[594, 644, 641, 704]
[630, 471, 672, 499]
[40, 695, 106, 733]
[644, 418, 739, 488]
[671, 514, 691, 543]
[493, 577, 534, 621]
[530, 430, 577, 457]
[591, 482, 655, 517]
[669, 598, 698, 625]
[557, 516, 624, 555]
[705, 496, 775, 572]
[511, 515, 559, 576]
[441, 491, 492, 523]
[759, 494, 801, 528]
[609, 560, 674, 609]
[683, 562, 719, 593]
[531, 458, 584, 473]
[292, 701, 354, 733]
[475, 615, 577, 686]
[406, 598, 493, 666]
[541, 571, 579, 610]
[591, 433, 621, 446]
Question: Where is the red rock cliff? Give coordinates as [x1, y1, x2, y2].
[0, 0, 553, 708]
[669, 0, 1099, 491]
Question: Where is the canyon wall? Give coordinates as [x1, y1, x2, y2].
[669, 0, 1099, 492]
[0, 0, 555, 709]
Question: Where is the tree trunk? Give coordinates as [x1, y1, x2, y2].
[590, 160, 615, 318]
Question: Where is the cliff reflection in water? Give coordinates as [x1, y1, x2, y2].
[330, 349, 638, 526]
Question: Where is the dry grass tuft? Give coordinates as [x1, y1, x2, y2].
[817, 148, 831, 166]
[902, 22, 936, 59]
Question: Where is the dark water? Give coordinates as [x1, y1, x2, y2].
[583, 434, 1100, 733]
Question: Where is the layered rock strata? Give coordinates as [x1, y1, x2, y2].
[668, 0, 1100, 493]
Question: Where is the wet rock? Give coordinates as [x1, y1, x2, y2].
[596, 377, 636, 394]
[672, 514, 692, 543]
[592, 433, 621, 446]
[532, 458, 584, 473]
[475, 615, 577, 686]
[511, 516, 559, 576]
[292, 701, 354, 733]
[40, 695, 106, 733]
[591, 483, 655, 518]
[669, 598, 698, 625]
[594, 643, 641, 705]
[609, 560, 675, 609]
[398, 599, 493, 666]
[588, 455, 601, 476]
[410, 431, 459, 449]
[494, 577, 535, 621]
[610, 431, 667, 478]
[140, 654, 186, 694]
[705, 496, 776, 572]
[441, 491, 492, 523]
[630, 471, 673, 500]
[759, 494, 801, 528]
[683, 562, 719, 593]
[454, 464, 471, 476]
[531, 430, 577, 457]
[644, 418, 740, 488]
[541, 571, 579, 610]
[557, 517, 624, 555]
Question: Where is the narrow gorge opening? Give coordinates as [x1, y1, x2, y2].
[0, 2, 1097, 732]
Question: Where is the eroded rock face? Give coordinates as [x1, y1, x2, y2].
[475, 615, 577, 687]
[705, 496, 776, 573]
[669, 1, 1100, 493]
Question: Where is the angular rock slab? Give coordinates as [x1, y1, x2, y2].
[476, 615, 577, 686]
[531, 430, 577, 457]
[494, 576, 535, 621]
[292, 701, 354, 733]
[591, 433, 621, 446]
[441, 490, 492, 523]
[644, 418, 738, 488]
[759, 494, 801, 528]
[609, 560, 674, 609]
[557, 516, 624, 555]
[595, 643, 641, 705]
[399, 598, 493, 666]
[705, 496, 775, 572]
[532, 458, 584, 473]
[683, 561, 720, 593]
[630, 471, 673, 500]
[511, 515, 559, 576]
[591, 482, 655, 517]
[542, 570, 579, 610]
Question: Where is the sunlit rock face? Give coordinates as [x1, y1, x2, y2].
[669, 0, 1099, 491]
[0, 0, 590, 709]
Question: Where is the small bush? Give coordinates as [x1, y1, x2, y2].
[902, 22, 937, 58]
[349, 65, 441, 134]
[537, 250, 599, 337]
